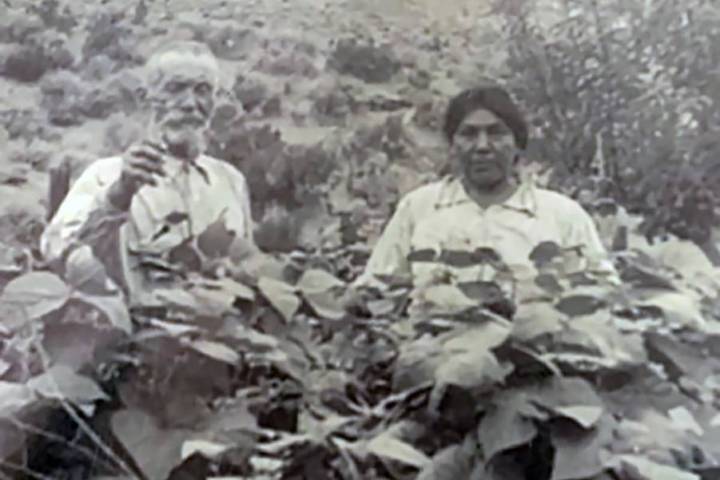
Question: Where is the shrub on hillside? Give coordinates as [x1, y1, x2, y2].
[328, 38, 401, 83]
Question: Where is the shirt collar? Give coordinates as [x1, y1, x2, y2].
[434, 175, 538, 217]
[163, 154, 211, 184]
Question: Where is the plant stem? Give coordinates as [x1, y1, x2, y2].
[32, 336, 145, 480]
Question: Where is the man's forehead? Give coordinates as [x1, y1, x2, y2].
[149, 52, 218, 83]
[158, 66, 216, 84]
[460, 108, 504, 127]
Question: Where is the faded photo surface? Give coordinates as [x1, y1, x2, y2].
[1, 0, 720, 478]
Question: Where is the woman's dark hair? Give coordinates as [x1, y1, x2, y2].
[443, 86, 529, 149]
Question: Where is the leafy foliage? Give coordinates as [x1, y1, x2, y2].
[2, 223, 720, 479]
[2, 0, 720, 479]
[496, 0, 720, 246]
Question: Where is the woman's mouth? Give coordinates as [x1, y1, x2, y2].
[165, 116, 205, 128]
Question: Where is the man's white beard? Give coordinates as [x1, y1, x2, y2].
[163, 127, 205, 160]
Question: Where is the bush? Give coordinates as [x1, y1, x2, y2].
[496, 0, 720, 245]
[232, 74, 271, 113]
[328, 38, 401, 83]
[1, 44, 49, 83]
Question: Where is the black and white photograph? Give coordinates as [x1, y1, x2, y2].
[1, 0, 720, 478]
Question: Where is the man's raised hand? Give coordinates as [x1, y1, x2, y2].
[108, 141, 169, 210]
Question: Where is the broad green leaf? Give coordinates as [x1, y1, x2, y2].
[668, 406, 703, 436]
[190, 285, 238, 317]
[621, 263, 676, 290]
[367, 298, 397, 316]
[112, 409, 193, 480]
[457, 281, 506, 304]
[66, 245, 113, 294]
[478, 392, 539, 461]
[434, 350, 511, 390]
[412, 284, 477, 313]
[149, 319, 199, 337]
[529, 241, 561, 267]
[0, 307, 10, 334]
[441, 319, 511, 352]
[74, 292, 132, 333]
[299, 410, 354, 444]
[181, 440, 231, 460]
[190, 277, 255, 304]
[303, 290, 345, 320]
[551, 414, 615, 480]
[649, 238, 717, 281]
[711, 414, 720, 427]
[535, 377, 604, 412]
[296, 268, 345, 294]
[190, 340, 240, 364]
[197, 216, 236, 258]
[636, 290, 705, 328]
[0, 420, 25, 463]
[393, 335, 445, 391]
[366, 430, 432, 469]
[610, 455, 700, 480]
[0, 243, 22, 275]
[553, 313, 645, 367]
[42, 321, 121, 370]
[255, 433, 311, 455]
[213, 278, 255, 301]
[416, 435, 479, 480]
[396, 320, 512, 392]
[554, 406, 603, 429]
[28, 365, 107, 403]
[535, 273, 564, 295]
[206, 400, 258, 433]
[439, 321, 512, 389]
[258, 277, 300, 322]
[644, 333, 717, 386]
[554, 294, 606, 316]
[614, 410, 692, 457]
[225, 324, 279, 352]
[0, 271, 70, 320]
[168, 238, 202, 271]
[0, 381, 36, 417]
[512, 301, 564, 341]
[151, 288, 200, 311]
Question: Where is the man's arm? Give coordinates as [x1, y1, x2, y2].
[222, 165, 254, 244]
[41, 159, 126, 262]
[41, 158, 130, 288]
[219, 164, 257, 260]
[354, 195, 415, 287]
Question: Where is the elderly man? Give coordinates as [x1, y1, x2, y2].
[358, 85, 617, 297]
[41, 41, 254, 304]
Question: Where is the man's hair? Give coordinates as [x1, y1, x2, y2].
[145, 41, 220, 87]
[443, 86, 529, 149]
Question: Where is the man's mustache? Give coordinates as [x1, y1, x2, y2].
[164, 114, 208, 126]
